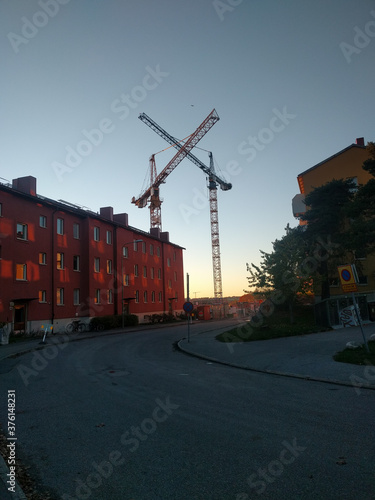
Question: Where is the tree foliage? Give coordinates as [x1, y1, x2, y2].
[246, 141, 375, 311]
[246, 225, 311, 323]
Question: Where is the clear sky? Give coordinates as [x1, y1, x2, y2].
[1, 0, 374, 298]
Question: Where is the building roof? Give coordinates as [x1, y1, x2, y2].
[297, 143, 366, 179]
[0, 177, 185, 249]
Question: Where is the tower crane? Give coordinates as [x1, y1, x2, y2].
[135, 110, 232, 300]
[131, 109, 219, 229]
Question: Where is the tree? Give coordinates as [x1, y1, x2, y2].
[300, 178, 356, 299]
[246, 225, 311, 324]
[347, 142, 375, 256]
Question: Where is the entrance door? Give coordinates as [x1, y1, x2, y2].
[14, 304, 26, 331]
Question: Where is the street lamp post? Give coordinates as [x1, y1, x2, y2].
[122, 239, 143, 329]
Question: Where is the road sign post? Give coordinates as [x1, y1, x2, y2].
[184, 273, 193, 343]
[337, 265, 370, 352]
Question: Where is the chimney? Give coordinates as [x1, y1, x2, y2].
[100, 206, 113, 221]
[113, 213, 128, 226]
[12, 176, 37, 196]
[150, 227, 160, 239]
[160, 231, 169, 242]
[355, 137, 365, 146]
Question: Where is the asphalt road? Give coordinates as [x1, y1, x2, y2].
[1, 322, 375, 499]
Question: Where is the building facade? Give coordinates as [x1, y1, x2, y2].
[292, 138, 375, 324]
[0, 176, 185, 332]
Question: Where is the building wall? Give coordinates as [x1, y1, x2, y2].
[294, 142, 375, 304]
[0, 178, 184, 332]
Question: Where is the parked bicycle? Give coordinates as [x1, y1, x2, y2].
[66, 319, 86, 333]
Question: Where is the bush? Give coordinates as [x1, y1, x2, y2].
[89, 314, 138, 330]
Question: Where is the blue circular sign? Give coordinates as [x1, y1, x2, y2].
[341, 269, 351, 282]
[183, 301, 194, 313]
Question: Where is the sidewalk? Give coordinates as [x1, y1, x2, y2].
[178, 323, 375, 389]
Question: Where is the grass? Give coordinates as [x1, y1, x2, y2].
[216, 307, 328, 343]
[333, 341, 375, 365]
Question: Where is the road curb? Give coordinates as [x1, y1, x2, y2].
[177, 339, 375, 391]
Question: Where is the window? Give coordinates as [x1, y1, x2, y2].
[0, 203, 2, 216]
[39, 252, 47, 265]
[57, 288, 64, 305]
[107, 259, 113, 274]
[158, 268, 161, 279]
[151, 291, 155, 303]
[57, 252, 64, 270]
[106, 231, 112, 244]
[107, 289, 113, 304]
[173, 251, 176, 262]
[123, 246, 128, 258]
[123, 274, 129, 286]
[144, 291, 148, 303]
[358, 275, 368, 285]
[174, 271, 177, 282]
[94, 258, 100, 273]
[16, 223, 28, 240]
[39, 215, 47, 228]
[95, 289, 101, 304]
[94, 226, 100, 241]
[39, 290, 46, 303]
[167, 258, 171, 267]
[57, 218, 64, 235]
[73, 289, 80, 305]
[135, 290, 139, 303]
[142, 241, 146, 253]
[348, 176, 359, 193]
[134, 264, 138, 277]
[158, 291, 162, 302]
[168, 279, 172, 289]
[134, 240, 138, 252]
[73, 255, 80, 271]
[73, 223, 80, 239]
[156, 246, 160, 257]
[143, 266, 147, 278]
[150, 244, 154, 255]
[151, 267, 154, 279]
[16, 263, 27, 281]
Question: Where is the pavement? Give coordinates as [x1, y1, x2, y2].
[1, 320, 375, 499]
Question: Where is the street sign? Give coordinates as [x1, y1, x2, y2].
[337, 265, 358, 292]
[183, 301, 194, 313]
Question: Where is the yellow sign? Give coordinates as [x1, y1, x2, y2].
[337, 265, 358, 292]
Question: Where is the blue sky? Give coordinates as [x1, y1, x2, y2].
[1, 0, 374, 297]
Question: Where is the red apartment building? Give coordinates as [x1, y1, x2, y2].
[0, 176, 185, 333]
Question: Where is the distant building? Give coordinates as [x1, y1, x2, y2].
[0, 176, 184, 332]
[228, 294, 262, 318]
[292, 138, 375, 324]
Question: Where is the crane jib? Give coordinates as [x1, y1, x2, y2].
[137, 111, 231, 192]
[132, 109, 222, 205]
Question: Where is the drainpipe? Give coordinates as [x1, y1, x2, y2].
[161, 241, 166, 314]
[51, 209, 58, 330]
[113, 225, 118, 316]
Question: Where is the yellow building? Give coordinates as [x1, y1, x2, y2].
[292, 138, 375, 325]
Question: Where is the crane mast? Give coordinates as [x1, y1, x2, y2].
[208, 152, 222, 300]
